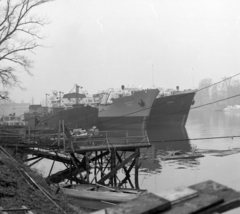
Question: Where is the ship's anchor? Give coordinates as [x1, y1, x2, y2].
[138, 99, 145, 107]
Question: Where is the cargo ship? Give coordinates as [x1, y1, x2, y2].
[146, 88, 196, 128]
[93, 86, 159, 130]
[24, 85, 98, 129]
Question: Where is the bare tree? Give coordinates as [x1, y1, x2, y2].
[195, 78, 212, 105]
[0, 0, 53, 100]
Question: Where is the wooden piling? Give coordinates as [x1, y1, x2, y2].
[135, 148, 140, 189]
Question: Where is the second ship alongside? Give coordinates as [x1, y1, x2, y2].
[24, 85, 196, 130]
[147, 88, 196, 128]
[94, 86, 159, 130]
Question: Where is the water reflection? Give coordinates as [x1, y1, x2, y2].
[100, 127, 191, 153]
[102, 127, 201, 173]
[147, 127, 191, 154]
[146, 127, 201, 170]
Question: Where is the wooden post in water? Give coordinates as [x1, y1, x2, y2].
[94, 151, 97, 183]
[86, 152, 89, 183]
[111, 149, 117, 186]
[135, 148, 140, 189]
[58, 120, 61, 147]
[100, 151, 103, 178]
[48, 160, 55, 178]
[62, 120, 65, 151]
[70, 157, 72, 185]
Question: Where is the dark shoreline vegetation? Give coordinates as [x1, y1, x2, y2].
[0, 149, 91, 214]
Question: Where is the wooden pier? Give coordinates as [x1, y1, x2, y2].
[0, 125, 150, 189]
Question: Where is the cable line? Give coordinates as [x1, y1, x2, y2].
[27, 72, 240, 130]
[67, 72, 240, 129]
[102, 93, 240, 130]
[149, 135, 240, 144]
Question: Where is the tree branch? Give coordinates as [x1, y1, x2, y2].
[0, 0, 52, 90]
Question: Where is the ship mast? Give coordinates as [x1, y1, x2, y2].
[76, 84, 80, 104]
[152, 64, 155, 88]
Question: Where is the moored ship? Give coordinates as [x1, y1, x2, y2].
[24, 85, 98, 129]
[146, 87, 196, 128]
[93, 86, 159, 130]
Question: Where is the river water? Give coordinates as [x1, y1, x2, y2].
[32, 109, 240, 213]
[141, 109, 240, 214]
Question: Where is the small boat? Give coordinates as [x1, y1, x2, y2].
[223, 105, 240, 111]
[160, 150, 204, 160]
[60, 184, 147, 209]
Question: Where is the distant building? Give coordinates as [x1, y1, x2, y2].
[0, 102, 30, 117]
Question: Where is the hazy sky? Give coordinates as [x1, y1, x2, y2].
[7, 0, 240, 103]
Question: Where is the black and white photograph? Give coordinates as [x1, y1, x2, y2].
[1, 0, 240, 213]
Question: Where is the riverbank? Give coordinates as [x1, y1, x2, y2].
[0, 149, 91, 214]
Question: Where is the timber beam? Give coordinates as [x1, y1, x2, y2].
[97, 151, 138, 185]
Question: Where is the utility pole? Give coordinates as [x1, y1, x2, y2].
[192, 67, 194, 89]
[152, 64, 155, 88]
[76, 84, 80, 104]
[59, 91, 64, 106]
[45, 93, 49, 107]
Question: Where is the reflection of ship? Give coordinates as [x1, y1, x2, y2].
[147, 89, 196, 128]
[103, 127, 192, 172]
[24, 85, 98, 129]
[147, 127, 191, 153]
[146, 127, 200, 168]
[94, 86, 159, 130]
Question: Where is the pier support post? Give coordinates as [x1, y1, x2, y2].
[135, 148, 140, 189]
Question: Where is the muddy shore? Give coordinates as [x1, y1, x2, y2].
[0, 150, 91, 214]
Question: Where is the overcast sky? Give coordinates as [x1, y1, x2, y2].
[8, 0, 240, 104]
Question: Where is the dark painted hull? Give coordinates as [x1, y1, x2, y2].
[147, 92, 196, 128]
[98, 89, 159, 130]
[25, 106, 98, 129]
[98, 116, 148, 130]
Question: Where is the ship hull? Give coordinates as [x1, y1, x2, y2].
[25, 106, 98, 130]
[98, 89, 159, 130]
[98, 116, 148, 130]
[147, 92, 196, 128]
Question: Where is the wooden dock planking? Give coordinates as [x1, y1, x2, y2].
[162, 193, 223, 214]
[161, 180, 240, 214]
[65, 143, 151, 153]
[104, 193, 171, 214]
[154, 186, 198, 205]
[90, 180, 240, 214]
[189, 180, 240, 214]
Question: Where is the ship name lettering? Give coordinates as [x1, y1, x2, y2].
[125, 101, 133, 106]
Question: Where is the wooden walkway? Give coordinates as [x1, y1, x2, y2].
[91, 180, 240, 214]
[0, 126, 151, 189]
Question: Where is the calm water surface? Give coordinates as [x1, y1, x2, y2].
[33, 109, 240, 213]
[141, 109, 240, 214]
